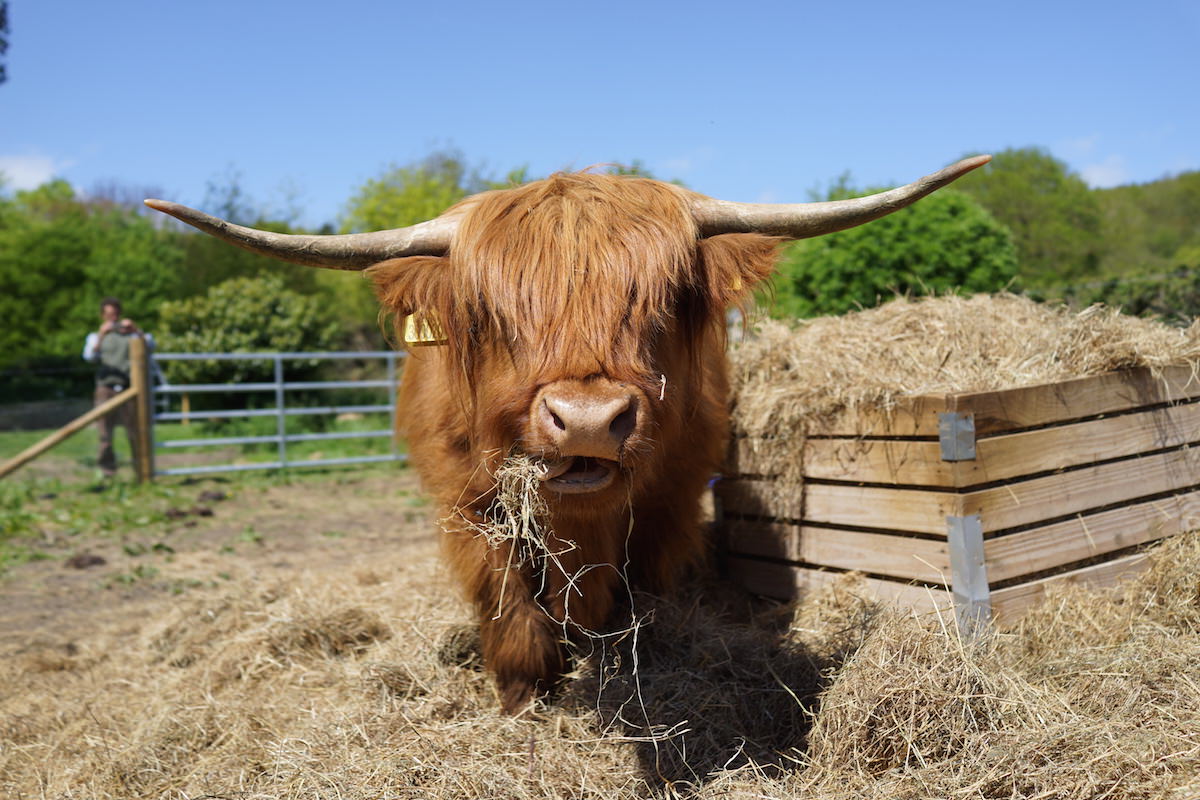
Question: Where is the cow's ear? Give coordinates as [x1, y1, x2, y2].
[696, 233, 784, 309]
[367, 256, 448, 314]
[366, 256, 452, 345]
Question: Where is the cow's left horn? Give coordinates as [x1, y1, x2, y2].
[690, 155, 991, 239]
[142, 199, 458, 269]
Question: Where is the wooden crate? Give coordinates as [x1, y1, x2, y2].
[717, 365, 1200, 628]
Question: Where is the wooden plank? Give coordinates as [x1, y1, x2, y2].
[722, 518, 951, 583]
[990, 551, 1150, 626]
[714, 477, 804, 521]
[802, 393, 951, 438]
[958, 365, 1200, 436]
[964, 445, 1200, 532]
[800, 399, 1200, 487]
[985, 490, 1200, 582]
[801, 437, 951, 486]
[725, 556, 953, 613]
[130, 337, 154, 483]
[802, 482, 960, 534]
[730, 443, 1200, 537]
[965, 400, 1200, 485]
[803, 365, 1200, 438]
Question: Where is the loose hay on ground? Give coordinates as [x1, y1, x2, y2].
[4, 532, 1198, 798]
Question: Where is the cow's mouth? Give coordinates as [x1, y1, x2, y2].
[538, 456, 618, 494]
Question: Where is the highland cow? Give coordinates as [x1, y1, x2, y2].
[147, 154, 988, 712]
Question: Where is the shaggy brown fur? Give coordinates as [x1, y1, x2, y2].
[369, 172, 781, 712]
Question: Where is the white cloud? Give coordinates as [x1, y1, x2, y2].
[0, 154, 68, 190]
[1081, 154, 1131, 188]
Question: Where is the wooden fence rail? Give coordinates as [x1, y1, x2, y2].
[0, 337, 152, 481]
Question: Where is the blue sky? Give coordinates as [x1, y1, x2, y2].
[2, 0, 1197, 229]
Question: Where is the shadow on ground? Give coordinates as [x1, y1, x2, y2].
[559, 578, 881, 790]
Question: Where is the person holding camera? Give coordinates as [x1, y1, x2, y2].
[82, 297, 154, 478]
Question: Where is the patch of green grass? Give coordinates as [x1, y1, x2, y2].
[0, 544, 51, 572]
[0, 422, 409, 575]
[0, 475, 185, 574]
[106, 563, 162, 587]
[178, 413, 406, 465]
[103, 563, 160, 588]
[237, 526, 263, 545]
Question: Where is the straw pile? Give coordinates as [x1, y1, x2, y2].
[726, 292, 1200, 490]
[730, 292, 1200, 438]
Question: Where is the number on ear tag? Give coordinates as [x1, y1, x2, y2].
[403, 313, 447, 347]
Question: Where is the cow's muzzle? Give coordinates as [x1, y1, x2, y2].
[530, 379, 645, 494]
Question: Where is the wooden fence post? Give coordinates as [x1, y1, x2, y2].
[129, 336, 154, 483]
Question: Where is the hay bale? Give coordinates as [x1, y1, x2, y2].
[720, 294, 1200, 625]
[729, 293, 1200, 439]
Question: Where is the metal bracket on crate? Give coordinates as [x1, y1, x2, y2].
[947, 514, 991, 637]
[938, 412, 976, 461]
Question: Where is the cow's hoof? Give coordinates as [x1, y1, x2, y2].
[498, 677, 540, 716]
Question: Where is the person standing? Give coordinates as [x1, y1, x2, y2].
[82, 297, 153, 478]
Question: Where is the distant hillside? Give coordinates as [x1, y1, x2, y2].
[1094, 170, 1200, 276]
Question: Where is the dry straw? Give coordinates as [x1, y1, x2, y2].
[727, 292, 1200, 495]
[730, 292, 1200, 438]
[6, 533, 1198, 798]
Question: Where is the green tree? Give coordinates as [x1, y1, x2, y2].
[340, 151, 526, 233]
[0, 180, 188, 401]
[171, 172, 325, 299]
[0, 181, 184, 364]
[955, 147, 1102, 286]
[768, 188, 1017, 318]
[0, 1, 9, 85]
[157, 275, 339, 385]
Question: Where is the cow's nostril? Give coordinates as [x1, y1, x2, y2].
[546, 403, 566, 431]
[609, 400, 636, 444]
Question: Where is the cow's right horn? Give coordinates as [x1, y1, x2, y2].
[142, 199, 458, 270]
[690, 155, 991, 239]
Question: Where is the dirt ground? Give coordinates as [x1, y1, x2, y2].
[0, 464, 439, 663]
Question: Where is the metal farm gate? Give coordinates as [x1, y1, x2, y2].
[150, 351, 406, 477]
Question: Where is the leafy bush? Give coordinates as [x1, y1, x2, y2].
[768, 189, 1018, 318]
[1065, 264, 1200, 326]
[157, 275, 340, 385]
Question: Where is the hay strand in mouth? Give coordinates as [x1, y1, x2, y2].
[469, 453, 554, 553]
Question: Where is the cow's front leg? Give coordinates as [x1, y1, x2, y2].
[444, 529, 564, 713]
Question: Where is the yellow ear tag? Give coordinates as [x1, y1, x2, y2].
[730, 275, 744, 293]
[403, 313, 448, 347]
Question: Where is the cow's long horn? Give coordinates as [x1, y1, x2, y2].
[690, 155, 991, 239]
[142, 199, 458, 269]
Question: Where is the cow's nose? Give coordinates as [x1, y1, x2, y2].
[535, 381, 640, 461]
